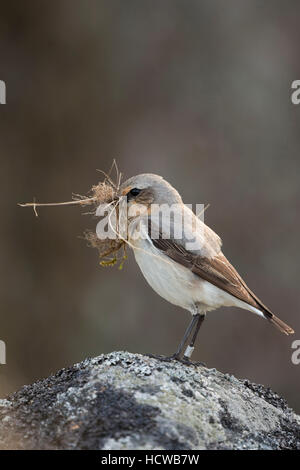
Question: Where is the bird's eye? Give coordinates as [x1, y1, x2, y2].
[129, 188, 141, 197]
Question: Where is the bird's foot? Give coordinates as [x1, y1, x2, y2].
[144, 353, 180, 362]
[145, 353, 205, 367]
[180, 355, 206, 367]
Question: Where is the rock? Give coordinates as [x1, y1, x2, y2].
[0, 351, 299, 450]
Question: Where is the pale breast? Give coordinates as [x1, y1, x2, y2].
[128, 220, 250, 315]
[133, 236, 199, 312]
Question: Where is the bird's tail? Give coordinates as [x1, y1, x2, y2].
[237, 274, 295, 335]
[267, 313, 294, 335]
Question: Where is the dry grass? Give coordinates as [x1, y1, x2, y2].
[19, 162, 127, 267]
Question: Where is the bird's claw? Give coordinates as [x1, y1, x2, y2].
[180, 356, 206, 367]
[145, 353, 205, 367]
[144, 353, 180, 362]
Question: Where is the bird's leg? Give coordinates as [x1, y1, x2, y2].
[171, 314, 200, 360]
[181, 313, 206, 365]
[145, 314, 200, 362]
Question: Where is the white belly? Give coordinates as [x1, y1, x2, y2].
[131, 236, 245, 314]
[133, 238, 199, 312]
[128, 219, 264, 317]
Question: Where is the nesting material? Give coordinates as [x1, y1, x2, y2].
[85, 231, 126, 267]
[90, 181, 116, 206]
[83, 181, 126, 267]
[19, 167, 127, 268]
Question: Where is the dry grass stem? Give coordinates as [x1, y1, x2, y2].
[19, 162, 126, 268]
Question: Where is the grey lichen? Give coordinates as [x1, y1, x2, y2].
[0, 351, 299, 450]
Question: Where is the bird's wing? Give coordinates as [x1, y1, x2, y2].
[143, 216, 294, 335]
[149, 227, 261, 309]
[148, 203, 222, 258]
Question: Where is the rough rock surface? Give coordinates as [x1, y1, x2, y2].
[0, 351, 299, 450]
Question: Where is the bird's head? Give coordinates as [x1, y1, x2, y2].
[119, 174, 182, 214]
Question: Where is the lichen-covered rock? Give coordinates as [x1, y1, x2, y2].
[0, 351, 299, 450]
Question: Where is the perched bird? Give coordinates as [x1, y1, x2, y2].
[118, 174, 294, 363]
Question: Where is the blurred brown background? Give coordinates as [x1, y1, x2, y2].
[1, 0, 300, 412]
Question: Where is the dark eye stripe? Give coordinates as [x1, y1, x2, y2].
[129, 188, 141, 197]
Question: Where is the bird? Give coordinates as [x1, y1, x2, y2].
[117, 173, 294, 363]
